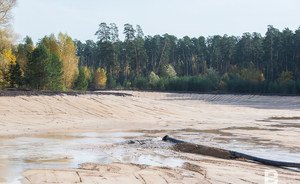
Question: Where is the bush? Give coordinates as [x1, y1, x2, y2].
[226, 78, 257, 93]
[205, 68, 220, 88]
[149, 71, 160, 87]
[123, 80, 132, 88]
[155, 78, 167, 90]
[133, 77, 149, 90]
[279, 81, 296, 94]
[163, 75, 219, 92]
[113, 68, 300, 95]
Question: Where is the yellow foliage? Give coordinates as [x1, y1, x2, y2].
[0, 49, 16, 87]
[3, 49, 16, 65]
[94, 68, 107, 89]
[42, 34, 61, 56]
[0, 28, 15, 88]
[82, 66, 92, 80]
[58, 33, 79, 89]
[258, 72, 265, 82]
[42, 33, 79, 89]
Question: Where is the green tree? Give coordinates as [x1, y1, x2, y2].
[95, 22, 111, 42]
[280, 28, 294, 72]
[124, 24, 136, 41]
[263, 25, 281, 81]
[41, 33, 79, 89]
[110, 23, 119, 42]
[9, 62, 22, 87]
[133, 26, 147, 77]
[41, 34, 60, 56]
[46, 54, 64, 91]
[74, 24, 300, 94]
[294, 27, 300, 81]
[106, 73, 117, 89]
[136, 25, 144, 38]
[16, 36, 34, 73]
[74, 67, 88, 91]
[25, 44, 63, 91]
[25, 44, 49, 89]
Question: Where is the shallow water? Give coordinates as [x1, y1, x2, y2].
[0, 132, 183, 184]
[1, 131, 299, 183]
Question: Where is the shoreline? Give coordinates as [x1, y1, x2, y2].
[0, 89, 300, 97]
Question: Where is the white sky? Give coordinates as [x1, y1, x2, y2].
[12, 0, 300, 42]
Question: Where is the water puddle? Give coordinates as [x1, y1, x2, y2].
[0, 132, 184, 184]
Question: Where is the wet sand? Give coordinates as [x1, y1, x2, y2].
[0, 91, 299, 183]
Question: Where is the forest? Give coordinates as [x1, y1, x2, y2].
[1, 1, 300, 94]
[75, 23, 300, 94]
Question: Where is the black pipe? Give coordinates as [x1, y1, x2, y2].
[162, 135, 300, 169]
[162, 135, 185, 143]
[230, 151, 300, 168]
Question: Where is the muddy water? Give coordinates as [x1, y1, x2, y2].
[1, 130, 299, 183]
[0, 132, 184, 184]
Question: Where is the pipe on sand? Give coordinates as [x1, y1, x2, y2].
[162, 135, 300, 169]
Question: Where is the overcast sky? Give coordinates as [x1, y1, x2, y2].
[12, 0, 300, 42]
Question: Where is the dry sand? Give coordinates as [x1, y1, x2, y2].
[0, 91, 299, 183]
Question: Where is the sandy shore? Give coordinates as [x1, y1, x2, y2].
[0, 91, 299, 183]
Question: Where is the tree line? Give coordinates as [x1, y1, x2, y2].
[0, 0, 300, 94]
[75, 23, 300, 94]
